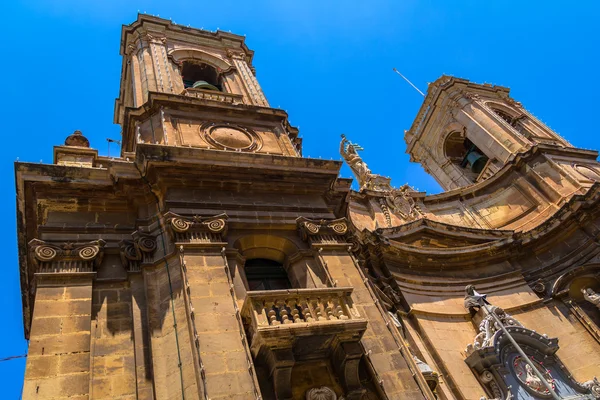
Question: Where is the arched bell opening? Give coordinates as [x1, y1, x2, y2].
[180, 61, 222, 91]
[444, 131, 489, 182]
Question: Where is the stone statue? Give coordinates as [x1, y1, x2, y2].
[582, 287, 600, 309]
[464, 284, 490, 315]
[340, 134, 372, 189]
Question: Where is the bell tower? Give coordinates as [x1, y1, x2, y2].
[114, 14, 301, 157]
[405, 76, 574, 190]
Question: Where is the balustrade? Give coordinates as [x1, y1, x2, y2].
[242, 287, 361, 328]
[183, 87, 244, 104]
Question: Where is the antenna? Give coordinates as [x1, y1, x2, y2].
[392, 68, 425, 97]
[106, 138, 122, 158]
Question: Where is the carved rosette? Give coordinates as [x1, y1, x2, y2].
[165, 212, 228, 245]
[297, 217, 349, 245]
[29, 239, 106, 274]
[306, 386, 337, 400]
[119, 233, 158, 273]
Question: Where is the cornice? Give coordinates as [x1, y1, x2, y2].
[365, 182, 600, 264]
[120, 14, 253, 61]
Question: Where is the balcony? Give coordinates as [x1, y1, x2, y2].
[242, 287, 367, 358]
[182, 87, 244, 104]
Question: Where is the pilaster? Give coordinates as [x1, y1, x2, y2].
[297, 217, 435, 400]
[23, 239, 104, 399]
[167, 212, 262, 399]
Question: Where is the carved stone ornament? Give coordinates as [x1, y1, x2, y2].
[29, 239, 106, 273]
[582, 287, 600, 309]
[201, 122, 262, 152]
[582, 377, 600, 399]
[306, 386, 337, 400]
[64, 130, 90, 148]
[165, 212, 228, 244]
[296, 217, 348, 243]
[386, 184, 421, 221]
[466, 305, 523, 355]
[226, 49, 247, 61]
[120, 233, 158, 272]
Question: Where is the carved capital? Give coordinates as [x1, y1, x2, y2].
[226, 49, 247, 60]
[119, 232, 157, 272]
[165, 212, 228, 245]
[29, 239, 106, 274]
[296, 217, 349, 245]
[143, 32, 167, 45]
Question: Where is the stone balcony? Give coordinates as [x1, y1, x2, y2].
[242, 287, 367, 359]
[182, 87, 244, 104]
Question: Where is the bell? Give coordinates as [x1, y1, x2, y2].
[192, 80, 220, 91]
[465, 150, 488, 174]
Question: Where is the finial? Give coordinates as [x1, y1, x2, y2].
[64, 130, 90, 148]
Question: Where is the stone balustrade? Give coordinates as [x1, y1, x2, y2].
[183, 88, 244, 104]
[244, 287, 360, 326]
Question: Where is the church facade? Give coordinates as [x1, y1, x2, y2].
[15, 14, 600, 400]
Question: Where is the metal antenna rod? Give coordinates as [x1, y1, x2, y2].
[393, 68, 426, 97]
[481, 302, 560, 400]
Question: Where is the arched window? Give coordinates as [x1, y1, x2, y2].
[180, 61, 222, 91]
[245, 258, 292, 291]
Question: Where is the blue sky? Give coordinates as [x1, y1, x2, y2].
[2, 0, 599, 396]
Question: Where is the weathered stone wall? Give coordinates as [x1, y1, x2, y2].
[23, 277, 93, 399]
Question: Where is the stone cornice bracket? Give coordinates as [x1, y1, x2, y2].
[119, 232, 158, 273]
[165, 212, 228, 246]
[296, 217, 349, 247]
[29, 239, 106, 274]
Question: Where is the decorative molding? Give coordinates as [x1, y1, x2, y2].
[165, 212, 228, 245]
[29, 239, 106, 274]
[119, 232, 157, 272]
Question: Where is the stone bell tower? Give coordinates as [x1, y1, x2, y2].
[404, 76, 578, 190]
[114, 15, 300, 155]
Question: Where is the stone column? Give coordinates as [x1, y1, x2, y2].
[297, 218, 434, 400]
[22, 239, 104, 399]
[165, 212, 261, 399]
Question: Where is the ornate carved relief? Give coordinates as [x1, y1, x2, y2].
[165, 212, 228, 244]
[297, 217, 349, 245]
[386, 185, 421, 221]
[29, 239, 106, 273]
[201, 122, 262, 152]
[306, 386, 337, 400]
[119, 233, 157, 272]
[466, 305, 523, 355]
